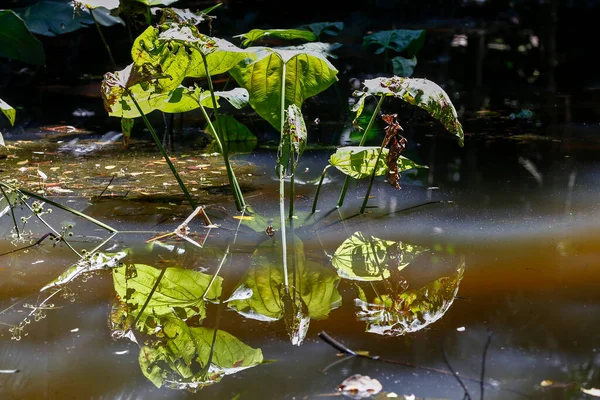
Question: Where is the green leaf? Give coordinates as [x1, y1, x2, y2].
[331, 232, 428, 281]
[0, 187, 20, 218]
[0, 10, 45, 65]
[235, 28, 317, 48]
[227, 238, 341, 343]
[132, 24, 254, 86]
[152, 7, 208, 25]
[75, 0, 120, 9]
[277, 104, 307, 177]
[300, 21, 344, 38]
[329, 146, 426, 179]
[361, 76, 464, 146]
[205, 115, 257, 143]
[391, 56, 417, 77]
[121, 117, 134, 145]
[363, 29, 426, 58]
[139, 318, 263, 389]
[0, 98, 16, 126]
[230, 46, 338, 131]
[356, 259, 465, 336]
[112, 263, 222, 330]
[278, 42, 342, 59]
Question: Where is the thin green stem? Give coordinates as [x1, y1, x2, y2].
[6, 184, 118, 233]
[124, 88, 196, 210]
[311, 165, 331, 213]
[337, 95, 386, 208]
[288, 143, 295, 220]
[279, 60, 289, 289]
[0, 185, 20, 237]
[201, 53, 246, 211]
[89, 7, 117, 70]
[360, 140, 386, 214]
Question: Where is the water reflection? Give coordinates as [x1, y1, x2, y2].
[227, 236, 342, 345]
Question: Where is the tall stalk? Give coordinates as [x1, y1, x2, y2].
[337, 95, 386, 208]
[360, 136, 387, 214]
[279, 61, 289, 289]
[88, 8, 117, 70]
[201, 53, 246, 212]
[124, 88, 197, 210]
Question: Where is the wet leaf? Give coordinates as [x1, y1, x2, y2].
[0, 10, 45, 65]
[329, 146, 426, 180]
[332, 232, 427, 281]
[277, 104, 307, 177]
[355, 260, 465, 336]
[41, 252, 127, 292]
[139, 318, 263, 390]
[112, 263, 222, 330]
[230, 46, 338, 131]
[227, 238, 341, 344]
[235, 28, 317, 47]
[359, 76, 464, 146]
[205, 115, 256, 143]
[391, 56, 417, 77]
[299, 21, 344, 38]
[363, 29, 425, 58]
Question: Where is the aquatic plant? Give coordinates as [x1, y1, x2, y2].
[363, 29, 425, 76]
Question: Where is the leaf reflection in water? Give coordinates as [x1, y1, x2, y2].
[227, 237, 342, 345]
[355, 259, 465, 336]
[332, 231, 427, 281]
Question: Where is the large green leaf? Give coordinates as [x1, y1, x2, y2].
[329, 146, 426, 179]
[132, 24, 254, 87]
[356, 76, 464, 146]
[112, 263, 222, 330]
[235, 28, 317, 47]
[102, 64, 244, 118]
[355, 259, 464, 336]
[332, 231, 428, 281]
[230, 46, 338, 131]
[227, 238, 341, 344]
[139, 318, 263, 390]
[391, 55, 417, 77]
[0, 10, 45, 65]
[363, 29, 425, 58]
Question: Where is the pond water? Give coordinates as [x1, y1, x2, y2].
[1, 119, 600, 400]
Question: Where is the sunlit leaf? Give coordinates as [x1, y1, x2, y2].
[139, 318, 263, 390]
[332, 232, 427, 282]
[112, 263, 222, 330]
[360, 76, 464, 146]
[151, 7, 208, 25]
[329, 146, 426, 180]
[355, 259, 465, 336]
[132, 24, 254, 86]
[74, 0, 120, 9]
[0, 10, 45, 65]
[0, 98, 16, 126]
[363, 29, 425, 58]
[230, 46, 338, 131]
[277, 104, 307, 177]
[278, 41, 342, 59]
[582, 388, 600, 397]
[41, 252, 127, 292]
[227, 238, 341, 344]
[391, 56, 417, 77]
[0, 187, 19, 218]
[235, 28, 317, 47]
[205, 115, 256, 143]
[338, 374, 383, 399]
[300, 21, 344, 38]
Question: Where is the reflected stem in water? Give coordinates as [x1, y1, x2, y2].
[440, 335, 472, 400]
[0, 232, 56, 257]
[480, 329, 494, 400]
[132, 267, 166, 329]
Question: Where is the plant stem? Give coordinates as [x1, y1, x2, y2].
[311, 165, 331, 213]
[279, 61, 289, 289]
[360, 140, 386, 214]
[201, 53, 246, 212]
[337, 95, 386, 208]
[288, 140, 295, 220]
[124, 88, 196, 210]
[89, 7, 117, 70]
[0, 185, 20, 237]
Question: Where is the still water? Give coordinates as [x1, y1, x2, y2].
[1, 122, 600, 400]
